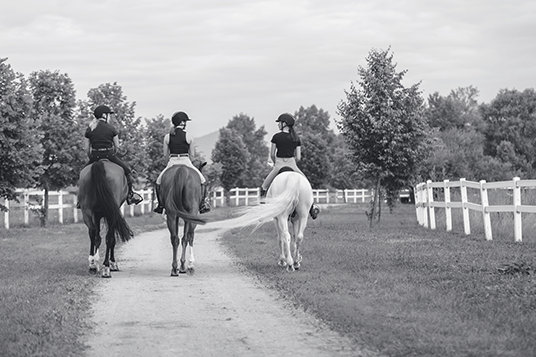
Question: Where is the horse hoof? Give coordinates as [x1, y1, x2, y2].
[278, 259, 286, 267]
[101, 267, 111, 278]
[286, 265, 295, 272]
[187, 268, 195, 276]
[110, 262, 119, 271]
[89, 266, 98, 274]
[170, 269, 179, 277]
[294, 262, 300, 270]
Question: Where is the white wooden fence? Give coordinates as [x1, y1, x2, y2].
[2, 187, 374, 229]
[415, 177, 536, 242]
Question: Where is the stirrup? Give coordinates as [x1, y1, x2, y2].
[127, 192, 143, 205]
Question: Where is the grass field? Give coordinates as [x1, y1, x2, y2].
[220, 204, 536, 357]
[1, 204, 535, 357]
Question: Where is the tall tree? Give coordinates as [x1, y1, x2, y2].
[224, 113, 269, 187]
[84, 83, 147, 186]
[0, 58, 42, 211]
[425, 86, 483, 131]
[211, 128, 250, 192]
[293, 105, 336, 188]
[481, 88, 536, 178]
[144, 115, 170, 185]
[29, 70, 81, 226]
[337, 48, 430, 226]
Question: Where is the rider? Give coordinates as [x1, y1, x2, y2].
[153, 111, 211, 214]
[82, 105, 143, 206]
[260, 113, 320, 219]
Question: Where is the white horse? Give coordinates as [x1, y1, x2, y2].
[208, 171, 314, 271]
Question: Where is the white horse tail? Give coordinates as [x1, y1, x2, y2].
[205, 182, 299, 231]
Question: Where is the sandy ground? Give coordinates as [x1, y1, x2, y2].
[83, 226, 380, 357]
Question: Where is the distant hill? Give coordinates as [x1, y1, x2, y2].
[194, 130, 219, 163]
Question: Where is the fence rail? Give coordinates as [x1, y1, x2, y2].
[2, 187, 375, 229]
[415, 177, 536, 242]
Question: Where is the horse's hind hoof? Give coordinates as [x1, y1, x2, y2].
[101, 267, 112, 278]
[187, 268, 195, 276]
[110, 262, 119, 271]
[170, 270, 179, 277]
[286, 265, 295, 272]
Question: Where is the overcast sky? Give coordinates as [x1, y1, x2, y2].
[2, 0, 535, 138]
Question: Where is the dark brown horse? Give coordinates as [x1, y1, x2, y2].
[159, 164, 207, 276]
[78, 160, 133, 278]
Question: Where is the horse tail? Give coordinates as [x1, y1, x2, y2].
[166, 167, 207, 225]
[205, 176, 300, 231]
[90, 161, 133, 242]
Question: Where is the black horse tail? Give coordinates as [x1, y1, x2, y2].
[90, 161, 134, 242]
[167, 167, 207, 225]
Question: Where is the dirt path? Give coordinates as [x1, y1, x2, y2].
[84, 226, 379, 357]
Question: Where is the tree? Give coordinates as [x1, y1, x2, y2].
[221, 113, 269, 188]
[337, 47, 430, 226]
[144, 115, 170, 184]
[481, 88, 536, 178]
[29, 70, 81, 226]
[84, 83, 147, 186]
[0, 58, 42, 211]
[293, 105, 336, 188]
[211, 128, 250, 192]
[425, 86, 483, 131]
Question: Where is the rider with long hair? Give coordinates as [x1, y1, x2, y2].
[153, 111, 211, 214]
[82, 105, 143, 206]
[260, 113, 320, 219]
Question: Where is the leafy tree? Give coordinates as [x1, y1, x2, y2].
[29, 70, 81, 226]
[481, 88, 536, 178]
[223, 113, 269, 187]
[211, 128, 250, 192]
[83, 83, 147, 186]
[425, 86, 483, 131]
[144, 115, 170, 185]
[337, 47, 430, 226]
[0, 58, 42, 211]
[292, 105, 337, 188]
[329, 136, 363, 189]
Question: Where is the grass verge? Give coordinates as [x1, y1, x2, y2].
[220, 204, 536, 357]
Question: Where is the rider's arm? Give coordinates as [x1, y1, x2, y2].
[294, 146, 301, 161]
[270, 143, 276, 163]
[84, 138, 91, 157]
[112, 136, 119, 154]
[163, 134, 170, 157]
[186, 132, 195, 157]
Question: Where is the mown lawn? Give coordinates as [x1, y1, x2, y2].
[220, 204, 536, 357]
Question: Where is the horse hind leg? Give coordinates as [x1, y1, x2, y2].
[101, 229, 115, 278]
[182, 222, 196, 275]
[275, 217, 294, 271]
[291, 215, 307, 270]
[168, 215, 180, 277]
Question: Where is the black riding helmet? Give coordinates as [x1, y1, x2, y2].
[94, 105, 114, 119]
[276, 113, 295, 127]
[172, 111, 191, 126]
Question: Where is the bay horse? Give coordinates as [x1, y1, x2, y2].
[207, 170, 314, 271]
[78, 160, 133, 278]
[159, 164, 207, 276]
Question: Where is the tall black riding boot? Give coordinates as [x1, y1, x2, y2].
[153, 184, 164, 214]
[126, 174, 143, 205]
[199, 183, 211, 214]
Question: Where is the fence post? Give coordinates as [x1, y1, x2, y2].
[4, 197, 9, 229]
[513, 177, 522, 242]
[421, 183, 429, 228]
[426, 180, 436, 229]
[58, 191, 64, 224]
[23, 190, 30, 225]
[444, 180, 452, 232]
[480, 180, 492, 241]
[460, 178, 471, 235]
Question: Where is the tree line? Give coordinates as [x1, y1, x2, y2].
[2, 48, 536, 225]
